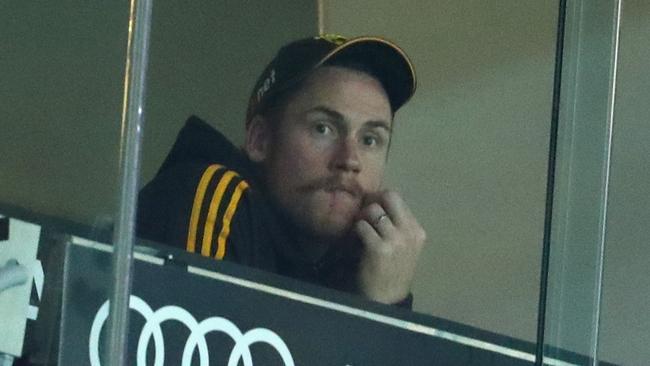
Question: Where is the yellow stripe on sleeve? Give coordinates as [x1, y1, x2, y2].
[201, 170, 238, 257]
[215, 180, 249, 260]
[186, 164, 222, 253]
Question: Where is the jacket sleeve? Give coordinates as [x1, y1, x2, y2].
[138, 162, 276, 270]
[182, 164, 246, 258]
[179, 163, 276, 270]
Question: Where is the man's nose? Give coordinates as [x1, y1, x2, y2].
[332, 138, 361, 173]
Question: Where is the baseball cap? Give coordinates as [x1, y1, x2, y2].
[245, 34, 416, 123]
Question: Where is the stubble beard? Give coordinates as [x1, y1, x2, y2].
[267, 177, 363, 242]
[297, 176, 363, 238]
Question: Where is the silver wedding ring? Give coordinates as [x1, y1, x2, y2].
[373, 214, 389, 226]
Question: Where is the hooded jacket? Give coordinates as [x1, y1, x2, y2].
[137, 116, 360, 287]
[137, 116, 412, 307]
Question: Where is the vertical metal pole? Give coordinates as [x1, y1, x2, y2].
[535, 1, 567, 363]
[106, 0, 153, 365]
[537, 0, 622, 364]
[591, 2, 622, 364]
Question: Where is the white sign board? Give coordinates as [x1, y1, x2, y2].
[0, 215, 41, 357]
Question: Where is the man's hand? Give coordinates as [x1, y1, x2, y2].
[353, 190, 426, 304]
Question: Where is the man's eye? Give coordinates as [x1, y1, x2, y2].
[314, 123, 332, 135]
[362, 135, 380, 147]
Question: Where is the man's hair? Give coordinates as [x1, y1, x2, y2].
[257, 60, 392, 126]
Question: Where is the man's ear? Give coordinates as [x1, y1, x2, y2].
[244, 115, 271, 163]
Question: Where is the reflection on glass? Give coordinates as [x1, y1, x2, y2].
[587, 0, 650, 365]
[138, 34, 421, 307]
[7, 1, 640, 365]
[0, 2, 130, 365]
[139, 0, 559, 342]
[542, 0, 630, 365]
[136, 1, 559, 364]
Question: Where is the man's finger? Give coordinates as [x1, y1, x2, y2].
[372, 213, 394, 238]
[358, 202, 394, 238]
[354, 220, 382, 248]
[358, 202, 384, 222]
[380, 190, 413, 227]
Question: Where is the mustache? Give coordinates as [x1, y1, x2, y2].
[299, 177, 363, 197]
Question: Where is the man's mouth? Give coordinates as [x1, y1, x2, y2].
[321, 182, 363, 212]
[323, 184, 360, 198]
[301, 178, 363, 198]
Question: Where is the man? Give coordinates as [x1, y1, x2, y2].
[137, 34, 426, 307]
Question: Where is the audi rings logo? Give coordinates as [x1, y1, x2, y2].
[88, 295, 295, 366]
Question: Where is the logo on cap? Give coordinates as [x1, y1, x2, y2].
[316, 33, 347, 46]
[256, 69, 277, 102]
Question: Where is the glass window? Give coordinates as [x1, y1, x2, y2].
[6, 1, 644, 365]
[0, 2, 130, 365]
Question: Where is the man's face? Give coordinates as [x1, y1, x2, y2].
[255, 66, 393, 239]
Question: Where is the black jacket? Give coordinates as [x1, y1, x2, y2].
[137, 116, 360, 286]
[137, 116, 412, 307]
